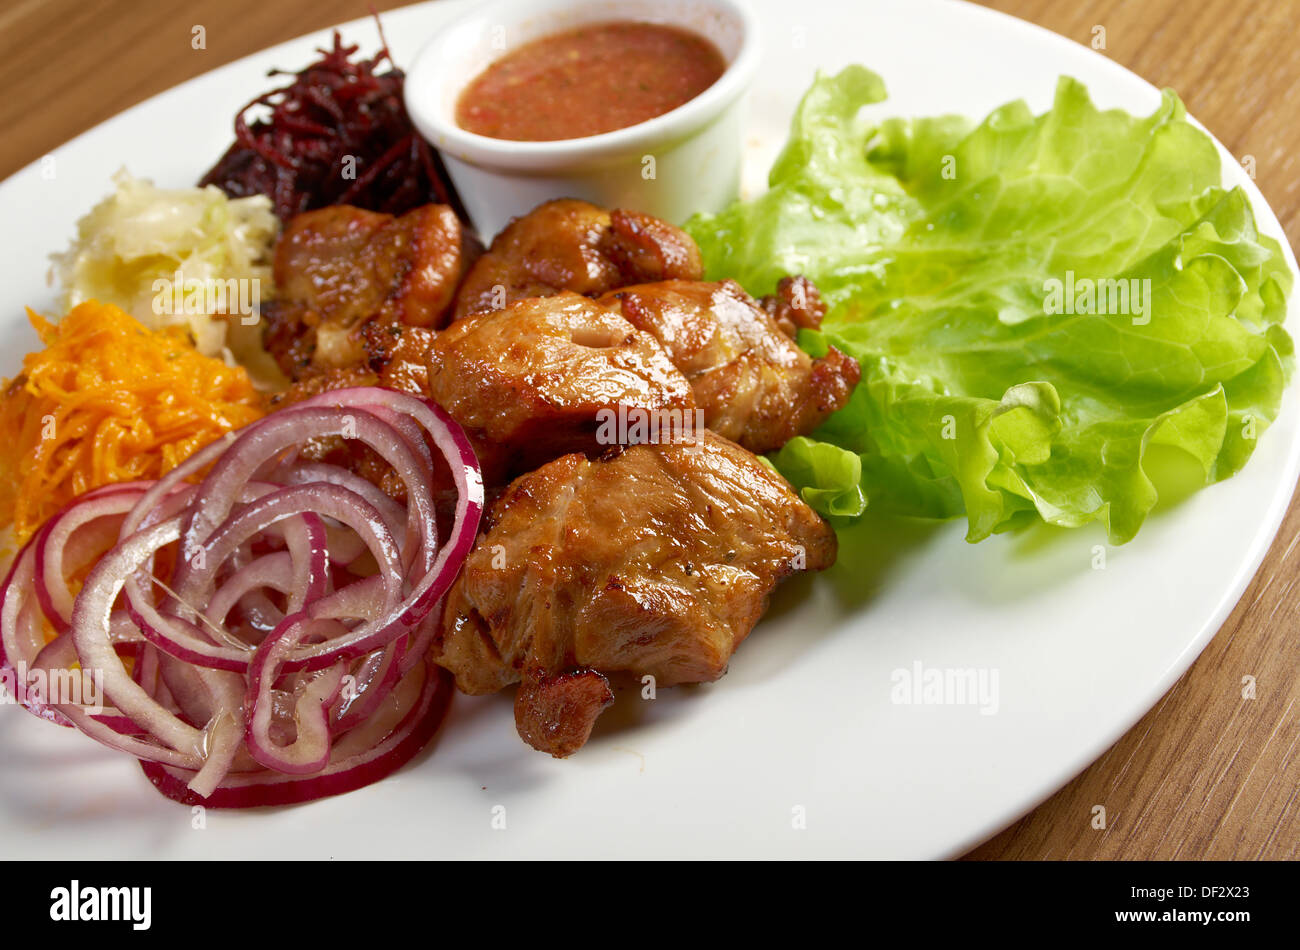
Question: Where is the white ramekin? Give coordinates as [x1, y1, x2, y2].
[404, 0, 760, 239]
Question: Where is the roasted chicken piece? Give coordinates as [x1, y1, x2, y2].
[452, 198, 703, 319]
[263, 203, 478, 378]
[596, 279, 861, 453]
[432, 430, 837, 757]
[426, 292, 696, 476]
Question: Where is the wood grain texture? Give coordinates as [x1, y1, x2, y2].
[0, 0, 1295, 859]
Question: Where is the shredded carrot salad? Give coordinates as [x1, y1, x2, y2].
[0, 301, 266, 543]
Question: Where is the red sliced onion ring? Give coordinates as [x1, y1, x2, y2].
[178, 484, 394, 608]
[35, 487, 146, 628]
[1, 542, 71, 725]
[245, 610, 349, 774]
[182, 406, 436, 557]
[8, 386, 481, 806]
[70, 516, 210, 757]
[279, 462, 410, 563]
[140, 662, 450, 808]
[202, 551, 296, 632]
[330, 641, 402, 732]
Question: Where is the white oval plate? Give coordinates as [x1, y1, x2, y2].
[0, 0, 1295, 860]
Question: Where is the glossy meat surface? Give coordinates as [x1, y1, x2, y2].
[432, 431, 837, 755]
[427, 292, 696, 474]
[598, 280, 861, 453]
[263, 203, 477, 377]
[452, 199, 703, 319]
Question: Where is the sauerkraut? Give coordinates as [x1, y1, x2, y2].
[51, 170, 281, 383]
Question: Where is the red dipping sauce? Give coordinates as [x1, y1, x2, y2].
[456, 21, 728, 142]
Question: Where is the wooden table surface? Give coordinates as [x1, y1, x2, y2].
[0, 0, 1296, 860]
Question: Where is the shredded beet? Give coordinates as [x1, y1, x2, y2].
[199, 29, 458, 220]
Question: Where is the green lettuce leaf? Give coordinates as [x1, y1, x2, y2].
[689, 66, 1293, 543]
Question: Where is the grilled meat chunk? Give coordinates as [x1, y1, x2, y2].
[267, 322, 438, 405]
[432, 431, 837, 756]
[351, 322, 439, 398]
[426, 292, 696, 476]
[597, 279, 860, 453]
[452, 199, 703, 319]
[761, 274, 828, 338]
[263, 203, 477, 378]
[514, 671, 616, 760]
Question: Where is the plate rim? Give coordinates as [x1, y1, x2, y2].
[0, 0, 1296, 860]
